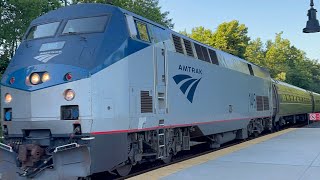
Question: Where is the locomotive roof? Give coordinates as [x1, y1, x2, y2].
[31, 3, 119, 25]
[273, 80, 310, 92]
[31, 3, 167, 29]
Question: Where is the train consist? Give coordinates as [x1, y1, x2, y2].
[0, 3, 318, 179]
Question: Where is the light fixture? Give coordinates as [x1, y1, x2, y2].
[9, 77, 15, 84]
[30, 73, 41, 85]
[42, 72, 50, 82]
[65, 73, 72, 81]
[64, 89, 75, 101]
[4, 93, 12, 103]
[303, 0, 320, 33]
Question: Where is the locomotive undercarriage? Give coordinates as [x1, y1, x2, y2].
[247, 118, 273, 136]
[116, 117, 274, 176]
[113, 127, 190, 176]
[128, 129, 188, 161]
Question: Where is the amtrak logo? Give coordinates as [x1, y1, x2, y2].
[34, 51, 62, 63]
[173, 74, 202, 103]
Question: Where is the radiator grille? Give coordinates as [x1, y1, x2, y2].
[201, 46, 211, 63]
[183, 39, 194, 57]
[194, 43, 204, 60]
[141, 91, 153, 113]
[256, 96, 263, 111]
[263, 96, 269, 110]
[208, 49, 219, 65]
[172, 34, 184, 54]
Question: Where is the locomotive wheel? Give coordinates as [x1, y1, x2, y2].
[116, 164, 132, 177]
[162, 154, 172, 164]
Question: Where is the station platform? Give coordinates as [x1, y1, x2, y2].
[129, 127, 320, 180]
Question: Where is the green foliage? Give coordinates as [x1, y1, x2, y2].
[73, 0, 174, 28]
[245, 33, 319, 92]
[185, 20, 250, 58]
[244, 38, 266, 67]
[264, 33, 291, 79]
[188, 26, 214, 47]
[211, 20, 250, 58]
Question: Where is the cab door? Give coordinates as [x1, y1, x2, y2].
[154, 45, 167, 114]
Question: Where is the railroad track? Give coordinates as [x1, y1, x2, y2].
[92, 122, 308, 180]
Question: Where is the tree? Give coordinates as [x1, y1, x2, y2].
[264, 33, 291, 80]
[285, 47, 312, 89]
[188, 26, 214, 47]
[74, 0, 174, 28]
[307, 60, 320, 93]
[185, 21, 250, 58]
[211, 20, 250, 58]
[244, 38, 266, 67]
[262, 33, 314, 89]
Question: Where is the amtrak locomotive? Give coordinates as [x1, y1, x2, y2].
[0, 3, 319, 179]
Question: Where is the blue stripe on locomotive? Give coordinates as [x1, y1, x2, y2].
[1, 4, 154, 91]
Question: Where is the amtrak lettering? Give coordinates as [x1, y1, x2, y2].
[178, 65, 202, 75]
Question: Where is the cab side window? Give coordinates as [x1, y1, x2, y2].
[135, 21, 150, 42]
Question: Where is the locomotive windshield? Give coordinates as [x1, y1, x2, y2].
[62, 15, 108, 34]
[26, 22, 60, 40]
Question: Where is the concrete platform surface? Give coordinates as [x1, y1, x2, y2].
[129, 128, 320, 180]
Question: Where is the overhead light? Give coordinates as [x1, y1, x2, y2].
[303, 0, 320, 33]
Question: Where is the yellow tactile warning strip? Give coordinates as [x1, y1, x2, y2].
[127, 128, 297, 180]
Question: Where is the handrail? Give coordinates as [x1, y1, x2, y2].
[0, 142, 13, 152]
[53, 143, 79, 153]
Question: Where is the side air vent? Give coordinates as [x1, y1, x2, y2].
[208, 49, 219, 65]
[256, 96, 263, 111]
[201, 46, 210, 63]
[194, 43, 204, 60]
[141, 91, 153, 113]
[172, 34, 184, 54]
[183, 39, 194, 57]
[263, 96, 269, 110]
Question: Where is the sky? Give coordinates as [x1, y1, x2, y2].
[159, 0, 320, 60]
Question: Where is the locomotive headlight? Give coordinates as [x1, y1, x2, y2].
[4, 93, 12, 103]
[42, 72, 50, 82]
[64, 89, 75, 101]
[30, 73, 40, 85]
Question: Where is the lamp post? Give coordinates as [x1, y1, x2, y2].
[303, 0, 320, 33]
